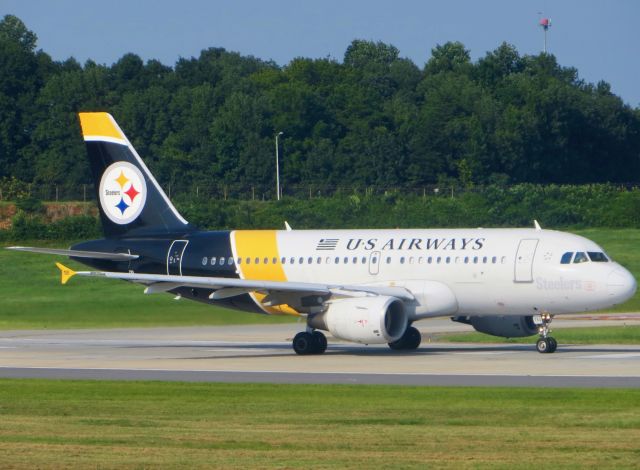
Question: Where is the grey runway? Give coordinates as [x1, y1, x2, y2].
[0, 318, 639, 387]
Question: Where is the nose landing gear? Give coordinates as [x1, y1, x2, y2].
[535, 312, 557, 353]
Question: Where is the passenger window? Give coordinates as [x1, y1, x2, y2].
[409, 257, 414, 264]
[492, 256, 497, 264]
[446, 257, 451, 264]
[255, 257, 260, 264]
[588, 252, 609, 262]
[386, 257, 391, 264]
[362, 257, 367, 264]
[290, 257, 295, 264]
[501, 257, 506, 264]
[372, 257, 377, 264]
[437, 257, 442, 264]
[400, 257, 405, 264]
[211, 257, 217, 266]
[264, 257, 269, 264]
[573, 252, 589, 264]
[482, 256, 487, 264]
[272, 257, 277, 264]
[335, 257, 340, 264]
[299, 257, 304, 264]
[219, 257, 225, 265]
[560, 252, 573, 264]
[428, 257, 433, 264]
[353, 257, 357, 264]
[281, 257, 286, 264]
[308, 257, 313, 264]
[237, 257, 242, 265]
[228, 258, 234, 265]
[343, 257, 348, 264]
[317, 257, 322, 264]
[464, 257, 469, 264]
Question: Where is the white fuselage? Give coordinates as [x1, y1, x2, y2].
[230, 228, 636, 320]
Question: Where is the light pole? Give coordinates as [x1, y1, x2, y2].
[275, 131, 283, 200]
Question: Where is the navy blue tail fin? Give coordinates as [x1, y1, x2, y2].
[79, 112, 196, 238]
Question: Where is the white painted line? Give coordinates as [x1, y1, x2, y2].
[0, 366, 637, 378]
[577, 353, 640, 360]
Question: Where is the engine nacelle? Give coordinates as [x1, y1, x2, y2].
[452, 315, 538, 338]
[309, 296, 408, 344]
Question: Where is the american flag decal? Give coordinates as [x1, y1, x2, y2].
[316, 238, 339, 250]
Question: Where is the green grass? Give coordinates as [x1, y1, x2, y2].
[0, 241, 295, 329]
[440, 325, 640, 344]
[0, 228, 638, 330]
[0, 379, 638, 468]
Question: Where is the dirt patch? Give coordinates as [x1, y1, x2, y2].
[0, 203, 97, 229]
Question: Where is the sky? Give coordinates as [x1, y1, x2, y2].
[3, 0, 639, 106]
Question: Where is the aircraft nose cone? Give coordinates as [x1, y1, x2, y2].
[607, 268, 637, 303]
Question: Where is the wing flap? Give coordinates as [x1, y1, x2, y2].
[68, 269, 415, 301]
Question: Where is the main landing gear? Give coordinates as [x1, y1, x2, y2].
[535, 312, 557, 354]
[292, 329, 327, 355]
[388, 325, 422, 351]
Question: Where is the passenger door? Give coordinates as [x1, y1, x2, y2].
[368, 251, 381, 275]
[514, 239, 539, 283]
[167, 240, 189, 275]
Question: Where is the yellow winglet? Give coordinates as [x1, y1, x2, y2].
[56, 263, 76, 285]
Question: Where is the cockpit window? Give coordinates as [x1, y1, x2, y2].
[573, 252, 589, 264]
[588, 252, 609, 262]
[560, 252, 573, 264]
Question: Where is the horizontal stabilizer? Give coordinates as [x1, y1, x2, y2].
[55, 262, 76, 285]
[6, 246, 138, 261]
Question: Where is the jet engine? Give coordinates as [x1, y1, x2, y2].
[309, 296, 408, 344]
[452, 315, 538, 338]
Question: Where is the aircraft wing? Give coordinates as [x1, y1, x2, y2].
[55, 263, 415, 303]
[7, 246, 139, 261]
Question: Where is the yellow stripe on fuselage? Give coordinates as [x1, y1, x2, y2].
[233, 230, 299, 316]
[79, 112, 125, 141]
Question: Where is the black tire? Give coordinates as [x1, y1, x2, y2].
[536, 338, 550, 353]
[293, 332, 315, 355]
[312, 331, 328, 354]
[548, 337, 558, 353]
[404, 326, 422, 350]
[388, 326, 421, 351]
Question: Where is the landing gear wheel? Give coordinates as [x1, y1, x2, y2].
[293, 331, 327, 355]
[388, 326, 422, 351]
[536, 338, 550, 353]
[312, 331, 328, 354]
[293, 332, 315, 355]
[535, 313, 557, 354]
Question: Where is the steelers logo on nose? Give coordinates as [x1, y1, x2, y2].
[99, 162, 147, 224]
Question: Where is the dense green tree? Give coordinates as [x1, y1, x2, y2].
[0, 14, 639, 199]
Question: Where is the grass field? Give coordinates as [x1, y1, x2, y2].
[0, 241, 295, 329]
[0, 379, 638, 468]
[440, 325, 640, 344]
[0, 228, 638, 330]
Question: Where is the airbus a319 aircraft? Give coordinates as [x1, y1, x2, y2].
[8, 113, 637, 355]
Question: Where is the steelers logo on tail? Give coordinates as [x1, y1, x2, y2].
[99, 162, 147, 225]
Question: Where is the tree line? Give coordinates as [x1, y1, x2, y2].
[1, 14, 639, 195]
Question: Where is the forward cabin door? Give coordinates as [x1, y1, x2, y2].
[167, 240, 189, 275]
[514, 239, 539, 283]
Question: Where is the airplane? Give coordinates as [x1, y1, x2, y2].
[7, 112, 637, 355]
